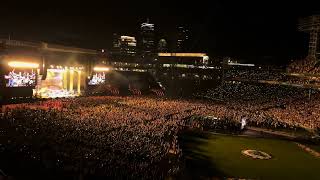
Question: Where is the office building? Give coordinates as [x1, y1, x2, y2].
[140, 20, 155, 57]
[112, 34, 137, 56]
[176, 26, 191, 52]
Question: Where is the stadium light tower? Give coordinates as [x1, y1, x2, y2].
[298, 15, 320, 59]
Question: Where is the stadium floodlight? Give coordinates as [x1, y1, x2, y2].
[8, 61, 39, 68]
[93, 67, 110, 72]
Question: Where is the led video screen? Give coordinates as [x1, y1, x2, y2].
[38, 69, 66, 98]
[88, 73, 105, 85]
[5, 69, 36, 87]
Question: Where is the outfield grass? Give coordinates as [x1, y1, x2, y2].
[185, 133, 320, 180]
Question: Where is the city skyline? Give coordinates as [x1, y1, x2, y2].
[111, 22, 196, 61]
[0, 1, 319, 64]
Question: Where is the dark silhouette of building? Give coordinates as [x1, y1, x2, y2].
[176, 26, 191, 52]
[140, 20, 155, 58]
[158, 39, 168, 52]
[112, 33, 120, 55]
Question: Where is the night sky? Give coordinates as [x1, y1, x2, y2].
[0, 1, 319, 64]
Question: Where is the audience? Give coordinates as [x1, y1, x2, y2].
[197, 81, 320, 130]
[0, 96, 223, 179]
[2, 58, 320, 179]
[287, 57, 318, 74]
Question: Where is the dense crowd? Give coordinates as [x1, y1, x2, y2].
[225, 69, 286, 81]
[198, 82, 306, 103]
[287, 57, 320, 75]
[0, 96, 245, 179]
[197, 82, 320, 131]
[186, 115, 241, 133]
[225, 68, 320, 86]
[1, 97, 192, 179]
[1, 85, 320, 179]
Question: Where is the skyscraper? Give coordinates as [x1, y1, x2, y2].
[176, 26, 191, 52]
[140, 20, 155, 58]
[112, 34, 137, 57]
[112, 33, 121, 55]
